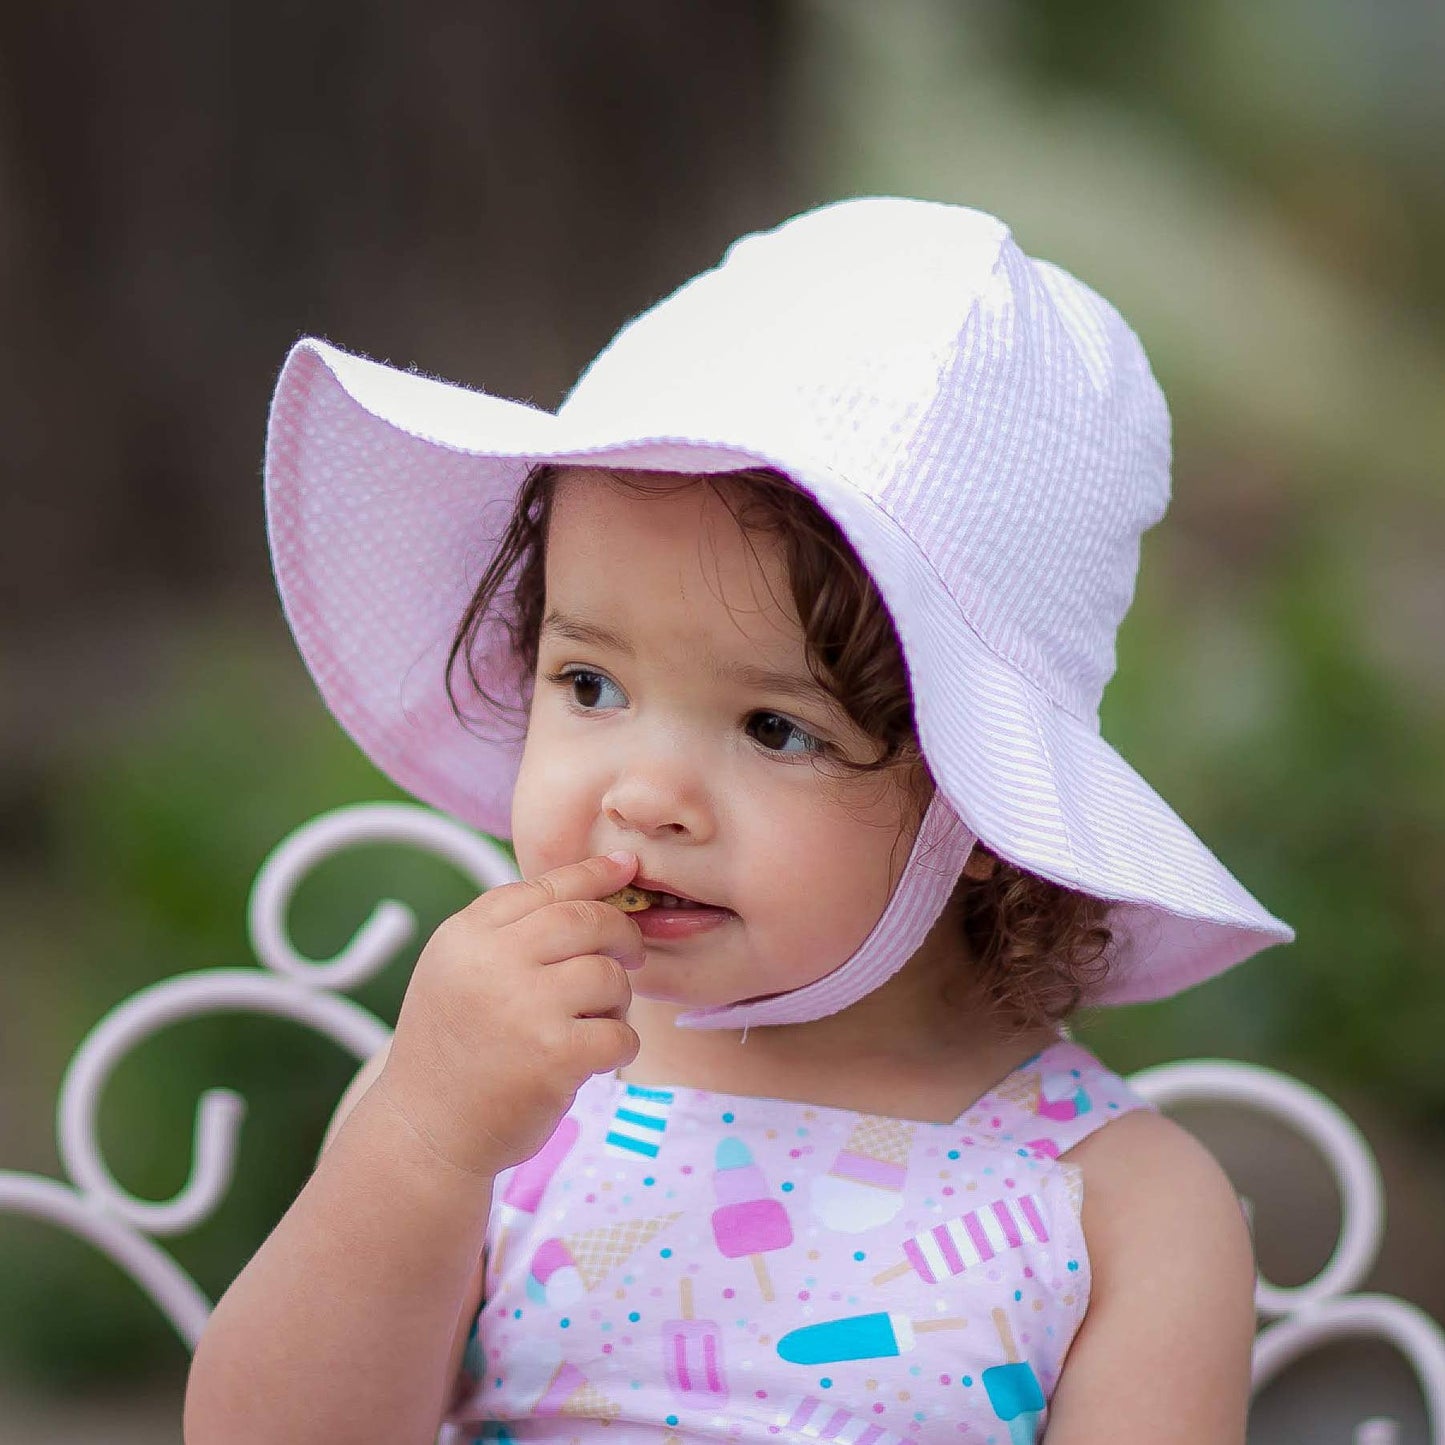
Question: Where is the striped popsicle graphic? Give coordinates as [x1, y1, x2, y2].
[874, 1192, 1048, 1286]
[604, 1083, 675, 1160]
[774, 1395, 907, 1445]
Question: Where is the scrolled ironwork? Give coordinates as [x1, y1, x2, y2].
[4, 804, 1442, 1440]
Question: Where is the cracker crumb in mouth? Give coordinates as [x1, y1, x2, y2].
[602, 886, 655, 913]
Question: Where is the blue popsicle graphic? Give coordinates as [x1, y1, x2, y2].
[985, 1307, 1045, 1444]
[777, 1310, 965, 1364]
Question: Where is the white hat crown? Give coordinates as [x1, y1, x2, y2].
[560, 198, 1170, 721]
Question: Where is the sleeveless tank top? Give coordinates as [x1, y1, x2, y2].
[443, 1038, 1153, 1445]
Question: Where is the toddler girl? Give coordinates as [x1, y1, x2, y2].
[185, 198, 1293, 1445]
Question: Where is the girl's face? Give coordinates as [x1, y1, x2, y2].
[510, 469, 920, 1010]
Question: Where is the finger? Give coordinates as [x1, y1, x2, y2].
[546, 953, 634, 1020]
[510, 897, 647, 972]
[568, 1016, 641, 1078]
[473, 851, 637, 930]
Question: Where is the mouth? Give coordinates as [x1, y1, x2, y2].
[607, 874, 735, 942]
[630, 876, 727, 913]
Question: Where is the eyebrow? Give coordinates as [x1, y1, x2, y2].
[541, 609, 835, 707]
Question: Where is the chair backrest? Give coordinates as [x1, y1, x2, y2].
[3, 803, 1442, 1443]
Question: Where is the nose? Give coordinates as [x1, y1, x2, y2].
[600, 753, 713, 843]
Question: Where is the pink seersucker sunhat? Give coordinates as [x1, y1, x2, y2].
[263, 196, 1294, 1030]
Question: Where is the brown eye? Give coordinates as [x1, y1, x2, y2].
[572, 672, 604, 708]
[747, 711, 820, 754]
[545, 668, 625, 709]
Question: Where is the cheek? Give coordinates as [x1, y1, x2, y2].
[509, 717, 586, 876]
[849, 791, 918, 913]
[741, 784, 909, 921]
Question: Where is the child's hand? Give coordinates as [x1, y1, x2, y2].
[374, 851, 645, 1179]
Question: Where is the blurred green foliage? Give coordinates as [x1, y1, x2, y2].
[1, 628, 483, 1387]
[1080, 519, 1445, 1120]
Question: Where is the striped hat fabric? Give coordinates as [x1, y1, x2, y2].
[264, 196, 1293, 1026]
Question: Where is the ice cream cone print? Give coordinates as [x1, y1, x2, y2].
[1038, 1069, 1091, 1122]
[994, 1070, 1042, 1114]
[533, 1361, 621, 1421]
[560, 1381, 620, 1421]
[572, 1213, 681, 1288]
[527, 1212, 681, 1308]
[810, 1115, 914, 1233]
[1060, 1162, 1084, 1217]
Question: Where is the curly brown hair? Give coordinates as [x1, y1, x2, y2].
[447, 464, 1114, 1029]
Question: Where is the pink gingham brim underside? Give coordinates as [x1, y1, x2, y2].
[266, 340, 1293, 1010]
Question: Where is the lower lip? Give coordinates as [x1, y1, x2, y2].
[635, 907, 734, 940]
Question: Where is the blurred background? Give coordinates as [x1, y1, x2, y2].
[1, 2, 1441, 1440]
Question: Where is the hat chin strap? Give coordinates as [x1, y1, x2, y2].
[673, 794, 977, 1030]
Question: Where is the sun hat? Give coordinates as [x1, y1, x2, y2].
[263, 195, 1294, 1029]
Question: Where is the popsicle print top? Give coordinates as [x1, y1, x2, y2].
[444, 1038, 1154, 1445]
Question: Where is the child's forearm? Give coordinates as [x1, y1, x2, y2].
[183, 1081, 495, 1445]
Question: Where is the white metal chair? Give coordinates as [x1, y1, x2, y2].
[3, 802, 1442, 1443]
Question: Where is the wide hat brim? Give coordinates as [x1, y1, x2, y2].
[265, 338, 1293, 1007]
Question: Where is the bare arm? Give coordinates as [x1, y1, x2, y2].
[183, 850, 644, 1445]
[183, 1057, 496, 1445]
[1042, 1110, 1257, 1444]
[317, 1046, 489, 1417]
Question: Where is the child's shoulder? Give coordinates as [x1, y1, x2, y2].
[1044, 1102, 1257, 1435]
[1065, 1103, 1244, 1228]
[1063, 1101, 1254, 1308]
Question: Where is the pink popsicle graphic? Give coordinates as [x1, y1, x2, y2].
[873, 1191, 1049, 1285]
[772, 1395, 908, 1445]
[662, 1276, 729, 1406]
[710, 1136, 793, 1301]
[493, 1115, 580, 1278]
[503, 1116, 581, 1214]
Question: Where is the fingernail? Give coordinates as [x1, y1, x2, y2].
[607, 850, 635, 865]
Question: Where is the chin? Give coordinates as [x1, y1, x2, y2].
[633, 982, 730, 1008]
[634, 978, 803, 1011]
